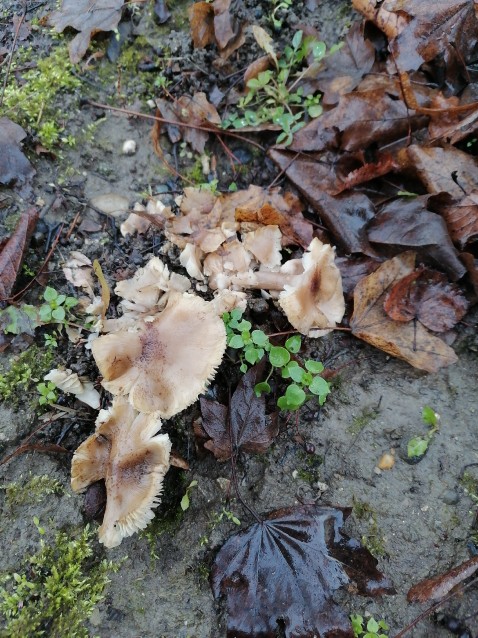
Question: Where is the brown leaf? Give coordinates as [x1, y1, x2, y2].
[188, 2, 215, 48]
[199, 364, 278, 461]
[0, 117, 35, 185]
[188, 0, 244, 58]
[244, 55, 271, 86]
[48, 0, 125, 63]
[430, 191, 478, 249]
[383, 267, 469, 332]
[407, 555, 478, 604]
[333, 154, 398, 195]
[212, 504, 395, 638]
[0, 207, 38, 303]
[367, 196, 466, 280]
[289, 90, 427, 153]
[336, 256, 381, 297]
[351, 252, 459, 372]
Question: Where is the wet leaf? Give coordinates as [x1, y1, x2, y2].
[384, 268, 469, 332]
[367, 196, 466, 280]
[431, 191, 478, 249]
[0, 304, 42, 336]
[0, 207, 38, 303]
[199, 363, 277, 461]
[0, 117, 35, 185]
[351, 253, 458, 372]
[48, 0, 125, 63]
[408, 555, 478, 604]
[188, 0, 244, 58]
[212, 504, 395, 638]
[188, 2, 215, 48]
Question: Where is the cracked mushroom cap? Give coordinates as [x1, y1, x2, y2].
[71, 397, 171, 548]
[91, 293, 227, 416]
[279, 238, 345, 337]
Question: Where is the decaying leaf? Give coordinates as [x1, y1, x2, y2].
[0, 118, 35, 185]
[351, 253, 459, 372]
[48, 0, 125, 63]
[199, 363, 277, 462]
[0, 207, 38, 303]
[384, 268, 469, 332]
[408, 555, 478, 604]
[431, 191, 478, 250]
[188, 0, 244, 58]
[212, 504, 394, 638]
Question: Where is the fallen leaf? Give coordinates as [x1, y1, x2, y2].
[48, 0, 125, 63]
[188, 1, 215, 48]
[252, 25, 278, 68]
[0, 304, 42, 335]
[351, 252, 459, 372]
[199, 363, 277, 461]
[0, 207, 38, 303]
[154, 0, 170, 23]
[188, 0, 244, 58]
[407, 555, 478, 604]
[212, 504, 395, 638]
[0, 117, 35, 185]
[336, 256, 381, 297]
[367, 196, 466, 280]
[384, 268, 469, 332]
[430, 191, 478, 249]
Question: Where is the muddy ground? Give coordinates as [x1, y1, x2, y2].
[1, 1, 478, 637]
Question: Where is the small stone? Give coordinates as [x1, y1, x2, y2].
[377, 451, 395, 470]
[441, 489, 460, 505]
[216, 477, 231, 493]
[316, 481, 328, 493]
[122, 139, 137, 155]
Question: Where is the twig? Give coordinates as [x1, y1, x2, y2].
[0, 2, 26, 108]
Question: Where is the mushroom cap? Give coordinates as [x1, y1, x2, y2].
[242, 225, 282, 270]
[279, 238, 345, 337]
[71, 397, 171, 548]
[44, 368, 100, 409]
[91, 293, 227, 416]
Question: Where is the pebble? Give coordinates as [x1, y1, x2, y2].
[441, 489, 460, 505]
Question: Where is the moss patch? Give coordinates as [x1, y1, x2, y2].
[2, 474, 66, 509]
[0, 345, 55, 409]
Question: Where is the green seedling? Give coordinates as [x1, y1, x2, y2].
[223, 309, 330, 412]
[407, 405, 440, 459]
[222, 30, 327, 145]
[180, 480, 198, 511]
[36, 381, 58, 406]
[351, 614, 389, 638]
[270, 0, 292, 29]
[39, 286, 78, 324]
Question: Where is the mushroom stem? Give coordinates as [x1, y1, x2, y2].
[231, 271, 296, 291]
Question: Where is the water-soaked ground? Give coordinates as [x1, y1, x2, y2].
[1, 1, 478, 637]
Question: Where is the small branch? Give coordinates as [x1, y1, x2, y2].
[0, 2, 26, 108]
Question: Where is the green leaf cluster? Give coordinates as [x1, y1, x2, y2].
[351, 614, 389, 638]
[223, 309, 330, 412]
[222, 30, 326, 145]
[39, 287, 78, 324]
[407, 405, 440, 459]
[0, 525, 120, 638]
[0, 345, 54, 407]
[36, 381, 58, 406]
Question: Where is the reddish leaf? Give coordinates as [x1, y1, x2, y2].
[212, 504, 395, 638]
[351, 252, 459, 372]
[0, 117, 35, 185]
[333, 154, 398, 195]
[188, 2, 215, 48]
[48, 0, 125, 63]
[430, 191, 478, 249]
[367, 196, 466, 280]
[0, 207, 38, 302]
[384, 268, 469, 332]
[199, 364, 278, 461]
[408, 555, 478, 604]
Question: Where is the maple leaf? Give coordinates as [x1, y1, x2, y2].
[199, 364, 278, 462]
[350, 252, 458, 372]
[0, 117, 35, 185]
[212, 504, 395, 638]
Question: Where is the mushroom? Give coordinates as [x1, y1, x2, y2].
[279, 238, 345, 337]
[203, 239, 252, 290]
[179, 243, 205, 281]
[71, 397, 171, 548]
[242, 225, 282, 269]
[44, 368, 100, 409]
[91, 293, 226, 416]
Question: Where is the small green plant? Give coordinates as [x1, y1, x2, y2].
[269, 0, 292, 29]
[223, 30, 327, 145]
[44, 332, 58, 348]
[407, 405, 440, 459]
[199, 507, 241, 546]
[351, 614, 389, 638]
[223, 309, 330, 412]
[2, 474, 65, 508]
[39, 286, 78, 324]
[0, 523, 120, 638]
[0, 344, 55, 407]
[180, 480, 198, 511]
[36, 381, 58, 406]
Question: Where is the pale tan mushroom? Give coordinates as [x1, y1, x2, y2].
[279, 238, 345, 337]
[203, 239, 252, 290]
[44, 368, 100, 409]
[71, 397, 171, 548]
[179, 243, 205, 281]
[91, 293, 226, 416]
[242, 225, 282, 269]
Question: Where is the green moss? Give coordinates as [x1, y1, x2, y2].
[461, 471, 478, 503]
[140, 508, 184, 560]
[0, 525, 120, 638]
[3, 44, 81, 149]
[348, 406, 379, 435]
[296, 451, 324, 484]
[2, 474, 65, 508]
[352, 499, 386, 558]
[0, 345, 55, 408]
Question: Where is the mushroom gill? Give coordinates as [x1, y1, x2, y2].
[91, 292, 227, 416]
[71, 397, 171, 548]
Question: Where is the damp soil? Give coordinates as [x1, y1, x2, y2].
[1, 1, 478, 637]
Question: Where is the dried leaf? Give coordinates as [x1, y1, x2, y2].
[48, 0, 125, 63]
[212, 504, 395, 638]
[0, 117, 35, 185]
[188, 2, 215, 48]
[244, 55, 271, 86]
[0, 207, 38, 302]
[431, 191, 478, 249]
[384, 268, 469, 332]
[408, 555, 478, 604]
[199, 363, 277, 461]
[351, 252, 458, 372]
[252, 25, 278, 68]
[93, 259, 110, 320]
[367, 196, 466, 280]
